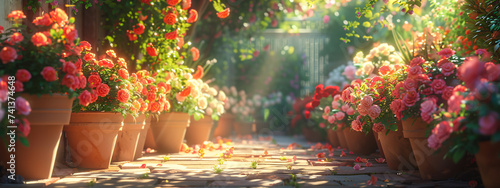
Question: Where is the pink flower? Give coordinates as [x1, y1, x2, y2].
[361, 96, 373, 109]
[447, 94, 463, 114]
[404, 78, 418, 91]
[341, 88, 351, 102]
[372, 123, 384, 133]
[432, 121, 453, 142]
[407, 66, 423, 79]
[335, 112, 345, 121]
[78, 90, 92, 106]
[351, 116, 362, 132]
[390, 99, 405, 120]
[343, 65, 356, 80]
[368, 105, 381, 120]
[484, 62, 500, 82]
[392, 82, 404, 98]
[341, 104, 349, 112]
[353, 164, 365, 170]
[403, 89, 419, 107]
[15, 69, 31, 82]
[410, 57, 425, 67]
[420, 100, 437, 123]
[346, 107, 355, 115]
[440, 62, 456, 76]
[431, 79, 446, 94]
[328, 115, 336, 124]
[458, 57, 484, 90]
[17, 118, 30, 137]
[331, 101, 340, 109]
[319, 123, 326, 128]
[442, 86, 454, 100]
[366, 162, 373, 167]
[16, 96, 31, 116]
[62, 61, 77, 75]
[427, 134, 442, 150]
[479, 112, 499, 135]
[0, 46, 18, 64]
[357, 104, 368, 116]
[333, 94, 341, 101]
[437, 48, 455, 58]
[323, 15, 330, 24]
[322, 113, 329, 120]
[324, 106, 331, 114]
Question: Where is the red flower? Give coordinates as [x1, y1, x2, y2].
[182, 0, 192, 10]
[379, 65, 393, 76]
[149, 101, 161, 112]
[62, 74, 79, 90]
[0, 46, 18, 64]
[403, 78, 418, 91]
[49, 8, 68, 24]
[484, 62, 500, 81]
[179, 86, 192, 97]
[78, 74, 86, 89]
[118, 68, 129, 80]
[14, 81, 23, 92]
[166, 0, 180, 6]
[312, 99, 320, 108]
[141, 0, 151, 3]
[177, 37, 184, 48]
[186, 9, 198, 23]
[192, 65, 204, 79]
[305, 110, 311, 119]
[403, 89, 419, 107]
[84, 53, 95, 61]
[96, 83, 110, 97]
[64, 26, 78, 42]
[440, 62, 455, 76]
[390, 99, 405, 120]
[217, 8, 230, 18]
[316, 152, 325, 158]
[164, 13, 177, 25]
[80, 41, 92, 51]
[146, 44, 158, 57]
[78, 90, 92, 106]
[117, 89, 130, 103]
[323, 86, 339, 95]
[98, 59, 114, 68]
[17, 118, 30, 137]
[62, 61, 77, 75]
[133, 23, 145, 35]
[459, 57, 484, 90]
[7, 10, 26, 20]
[33, 13, 52, 26]
[126, 30, 137, 41]
[165, 30, 178, 40]
[117, 58, 127, 68]
[41, 66, 57, 82]
[10, 32, 24, 43]
[437, 48, 455, 58]
[442, 86, 454, 100]
[16, 69, 31, 82]
[88, 75, 102, 89]
[31, 32, 49, 47]
[407, 66, 422, 79]
[410, 57, 425, 67]
[191, 47, 200, 61]
[431, 79, 446, 94]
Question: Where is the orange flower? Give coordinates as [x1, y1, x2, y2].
[165, 30, 178, 40]
[190, 47, 200, 61]
[7, 10, 26, 20]
[106, 50, 117, 58]
[166, 0, 180, 6]
[118, 68, 129, 80]
[164, 13, 177, 25]
[133, 23, 145, 35]
[0, 46, 18, 64]
[117, 89, 130, 103]
[216, 8, 230, 18]
[182, 0, 192, 10]
[49, 8, 68, 24]
[80, 41, 92, 51]
[192, 65, 204, 79]
[187, 9, 198, 23]
[31, 32, 49, 47]
[126, 30, 137, 41]
[32, 13, 52, 26]
[179, 86, 192, 97]
[146, 43, 158, 56]
[63, 26, 78, 42]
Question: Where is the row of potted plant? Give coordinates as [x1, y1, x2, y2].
[0, 5, 229, 181]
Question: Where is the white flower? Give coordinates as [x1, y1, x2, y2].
[198, 97, 208, 109]
[218, 91, 227, 102]
[217, 104, 225, 114]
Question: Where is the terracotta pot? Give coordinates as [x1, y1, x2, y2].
[134, 117, 151, 160]
[326, 129, 340, 147]
[373, 132, 385, 158]
[112, 115, 145, 162]
[377, 121, 417, 170]
[402, 117, 462, 180]
[213, 113, 235, 138]
[234, 121, 253, 136]
[336, 129, 349, 149]
[302, 127, 325, 142]
[64, 112, 123, 169]
[185, 116, 214, 146]
[0, 94, 73, 180]
[475, 141, 500, 188]
[143, 122, 157, 149]
[343, 129, 378, 155]
[150, 112, 190, 153]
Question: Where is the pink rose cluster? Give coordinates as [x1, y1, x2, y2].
[428, 121, 453, 150]
[357, 96, 381, 120]
[322, 94, 354, 128]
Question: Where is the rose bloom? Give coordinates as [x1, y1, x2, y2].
[361, 96, 373, 109]
[442, 86, 454, 100]
[328, 115, 335, 124]
[118, 68, 129, 80]
[427, 134, 442, 150]
[165, 30, 178, 40]
[335, 112, 345, 121]
[146, 45, 158, 57]
[16, 96, 31, 116]
[341, 88, 351, 102]
[404, 78, 418, 91]
[187, 9, 198, 23]
[31, 32, 49, 47]
[7, 10, 26, 19]
[64, 26, 78, 42]
[324, 106, 331, 114]
[216, 8, 230, 18]
[87, 75, 102, 88]
[346, 107, 355, 115]
[403, 89, 420, 107]
[1, 46, 17, 64]
[410, 57, 425, 67]
[49, 8, 68, 24]
[368, 105, 381, 119]
[479, 112, 499, 135]
[437, 48, 455, 58]
[372, 123, 384, 133]
[96, 83, 110, 97]
[15, 69, 32, 82]
[84, 53, 95, 61]
[459, 57, 484, 90]
[133, 23, 145, 35]
[447, 94, 463, 114]
[440, 62, 455, 76]
[164, 13, 177, 25]
[390, 99, 405, 120]
[484, 62, 500, 82]
[117, 89, 130, 103]
[431, 79, 446, 94]
[98, 59, 114, 68]
[331, 101, 340, 109]
[351, 117, 363, 132]
[14, 81, 23, 92]
[191, 47, 200, 61]
[10, 32, 24, 43]
[420, 87, 433, 96]
[149, 101, 162, 113]
[432, 121, 453, 142]
[78, 90, 92, 106]
[40, 66, 58, 81]
[319, 123, 326, 128]
[341, 104, 349, 112]
[362, 62, 375, 75]
[407, 66, 423, 79]
[343, 65, 357, 80]
[379, 65, 393, 76]
[357, 104, 368, 116]
[198, 97, 208, 109]
[62, 61, 77, 75]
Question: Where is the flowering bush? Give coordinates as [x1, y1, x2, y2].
[429, 52, 500, 162]
[198, 81, 226, 121]
[0, 9, 86, 142]
[73, 49, 140, 117]
[304, 84, 341, 130]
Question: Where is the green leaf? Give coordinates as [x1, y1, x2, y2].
[193, 112, 202, 121]
[264, 108, 270, 121]
[69, 17, 75, 24]
[452, 149, 465, 163]
[19, 136, 29, 147]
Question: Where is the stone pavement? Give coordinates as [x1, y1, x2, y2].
[5, 135, 472, 187]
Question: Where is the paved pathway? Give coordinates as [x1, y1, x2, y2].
[7, 135, 472, 187]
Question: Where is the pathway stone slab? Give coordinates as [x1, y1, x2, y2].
[208, 179, 283, 187]
[49, 177, 96, 188]
[94, 178, 156, 187]
[155, 180, 208, 187]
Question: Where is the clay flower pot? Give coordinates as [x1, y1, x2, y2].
[475, 141, 500, 188]
[326, 129, 341, 147]
[134, 117, 151, 160]
[336, 129, 349, 149]
[143, 122, 157, 150]
[402, 117, 462, 180]
[112, 115, 146, 162]
[373, 132, 385, 158]
[0, 94, 73, 180]
[185, 116, 214, 146]
[234, 121, 253, 136]
[213, 113, 235, 138]
[377, 121, 417, 170]
[342, 129, 378, 155]
[150, 112, 190, 153]
[302, 127, 326, 142]
[64, 112, 123, 169]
